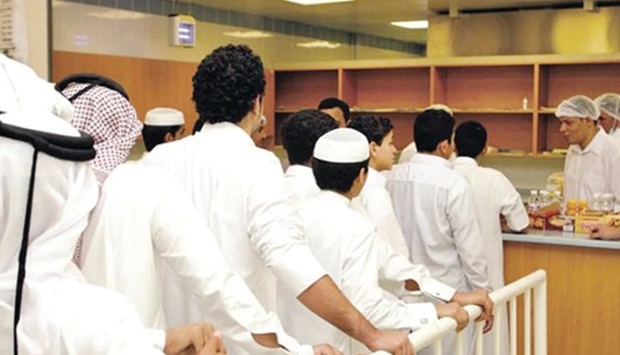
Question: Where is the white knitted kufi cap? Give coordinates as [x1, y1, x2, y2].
[144, 107, 185, 126]
[314, 128, 369, 163]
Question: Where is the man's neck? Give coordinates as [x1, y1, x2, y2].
[422, 151, 448, 160]
[579, 127, 599, 150]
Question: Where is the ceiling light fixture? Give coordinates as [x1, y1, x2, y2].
[297, 40, 341, 49]
[284, 0, 353, 5]
[224, 30, 274, 39]
[391, 20, 429, 30]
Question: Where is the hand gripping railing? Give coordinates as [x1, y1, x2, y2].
[372, 269, 547, 355]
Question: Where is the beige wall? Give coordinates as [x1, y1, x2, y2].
[25, 0, 49, 79]
[51, 1, 416, 69]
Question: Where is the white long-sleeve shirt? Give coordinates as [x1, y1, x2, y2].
[142, 122, 326, 314]
[387, 153, 490, 292]
[454, 157, 527, 355]
[279, 191, 438, 354]
[563, 128, 620, 211]
[80, 163, 311, 354]
[388, 154, 490, 355]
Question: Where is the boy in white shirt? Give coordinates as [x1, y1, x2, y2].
[453, 121, 529, 355]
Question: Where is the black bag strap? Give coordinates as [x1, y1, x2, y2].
[0, 118, 95, 355]
[55, 73, 129, 102]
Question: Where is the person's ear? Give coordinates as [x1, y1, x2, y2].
[252, 95, 262, 115]
[438, 140, 449, 155]
[164, 132, 174, 143]
[369, 141, 379, 158]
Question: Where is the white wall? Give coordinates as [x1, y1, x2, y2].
[24, 0, 49, 79]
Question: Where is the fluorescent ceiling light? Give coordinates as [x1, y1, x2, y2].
[391, 20, 429, 29]
[224, 30, 274, 39]
[297, 40, 341, 49]
[284, 0, 353, 5]
[87, 9, 151, 20]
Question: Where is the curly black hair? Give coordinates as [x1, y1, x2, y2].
[347, 115, 393, 146]
[281, 109, 339, 165]
[192, 44, 266, 124]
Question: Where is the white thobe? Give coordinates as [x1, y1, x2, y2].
[0, 111, 163, 354]
[563, 128, 620, 211]
[387, 153, 491, 355]
[356, 167, 410, 258]
[398, 141, 417, 164]
[454, 157, 529, 355]
[80, 163, 309, 354]
[142, 122, 326, 317]
[279, 191, 438, 354]
[284, 164, 319, 205]
[283, 164, 456, 301]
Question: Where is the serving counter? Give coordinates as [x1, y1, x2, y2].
[503, 230, 619, 355]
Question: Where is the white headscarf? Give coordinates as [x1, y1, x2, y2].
[0, 53, 74, 120]
[0, 111, 161, 354]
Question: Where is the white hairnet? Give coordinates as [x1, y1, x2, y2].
[594, 93, 620, 121]
[555, 95, 600, 121]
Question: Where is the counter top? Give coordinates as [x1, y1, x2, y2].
[503, 229, 620, 250]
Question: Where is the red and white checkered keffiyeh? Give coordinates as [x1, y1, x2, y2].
[62, 83, 142, 180]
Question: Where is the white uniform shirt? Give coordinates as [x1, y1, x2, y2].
[280, 191, 438, 354]
[356, 167, 410, 258]
[563, 128, 620, 211]
[142, 122, 326, 313]
[284, 164, 319, 205]
[80, 164, 310, 355]
[387, 153, 490, 292]
[454, 157, 528, 355]
[388, 154, 490, 355]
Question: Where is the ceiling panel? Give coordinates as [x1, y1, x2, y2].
[177, 0, 618, 44]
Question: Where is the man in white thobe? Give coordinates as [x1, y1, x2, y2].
[556, 95, 620, 211]
[63, 78, 324, 354]
[0, 110, 221, 355]
[140, 107, 186, 160]
[280, 128, 469, 354]
[453, 121, 530, 355]
[595, 93, 620, 148]
[281, 109, 339, 205]
[143, 44, 413, 355]
[387, 108, 493, 355]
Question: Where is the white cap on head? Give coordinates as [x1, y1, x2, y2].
[555, 95, 600, 121]
[144, 107, 185, 126]
[314, 128, 369, 163]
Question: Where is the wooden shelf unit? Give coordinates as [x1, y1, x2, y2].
[270, 58, 620, 153]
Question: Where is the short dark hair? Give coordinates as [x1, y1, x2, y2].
[192, 44, 266, 124]
[455, 120, 487, 158]
[142, 125, 183, 152]
[281, 109, 338, 165]
[318, 98, 350, 123]
[347, 115, 393, 145]
[414, 109, 455, 153]
[312, 158, 369, 194]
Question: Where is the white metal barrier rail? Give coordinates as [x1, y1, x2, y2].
[372, 269, 547, 355]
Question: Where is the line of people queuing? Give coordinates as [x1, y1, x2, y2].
[1, 43, 619, 355]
